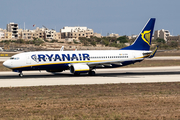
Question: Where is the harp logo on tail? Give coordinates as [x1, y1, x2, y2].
[141, 30, 151, 46]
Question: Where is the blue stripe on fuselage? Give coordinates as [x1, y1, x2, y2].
[12, 59, 143, 72]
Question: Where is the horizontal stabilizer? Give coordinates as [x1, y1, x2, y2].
[148, 46, 159, 58]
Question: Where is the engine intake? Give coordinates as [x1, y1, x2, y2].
[70, 64, 90, 74]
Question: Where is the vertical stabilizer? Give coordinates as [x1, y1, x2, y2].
[121, 18, 156, 51]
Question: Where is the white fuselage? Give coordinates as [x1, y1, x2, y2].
[3, 50, 149, 72]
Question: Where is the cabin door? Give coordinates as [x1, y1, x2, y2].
[26, 55, 31, 64]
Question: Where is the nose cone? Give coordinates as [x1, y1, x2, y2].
[3, 60, 11, 68]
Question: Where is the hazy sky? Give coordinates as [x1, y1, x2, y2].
[0, 0, 180, 36]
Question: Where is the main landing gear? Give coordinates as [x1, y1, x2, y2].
[73, 71, 96, 76]
[19, 72, 23, 77]
[88, 71, 96, 76]
[74, 72, 80, 76]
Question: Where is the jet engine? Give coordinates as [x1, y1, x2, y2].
[70, 64, 90, 74]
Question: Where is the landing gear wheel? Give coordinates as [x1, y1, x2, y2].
[19, 72, 23, 77]
[89, 71, 95, 76]
[74, 72, 80, 76]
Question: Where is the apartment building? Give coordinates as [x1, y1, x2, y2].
[0, 28, 12, 40]
[18, 27, 62, 41]
[18, 27, 46, 40]
[20, 30, 33, 40]
[127, 35, 138, 39]
[61, 26, 94, 40]
[167, 35, 180, 45]
[32, 27, 45, 40]
[93, 33, 102, 38]
[2, 23, 97, 43]
[45, 29, 56, 40]
[7, 22, 19, 39]
[108, 33, 120, 38]
[4, 31, 12, 39]
[154, 29, 171, 41]
[54, 32, 61, 41]
[0, 31, 4, 39]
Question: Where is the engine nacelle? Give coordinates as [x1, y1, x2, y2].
[70, 64, 90, 74]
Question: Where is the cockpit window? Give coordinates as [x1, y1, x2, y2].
[10, 57, 19, 60]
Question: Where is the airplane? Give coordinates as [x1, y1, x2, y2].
[3, 18, 157, 77]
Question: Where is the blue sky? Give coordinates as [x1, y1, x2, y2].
[0, 0, 180, 36]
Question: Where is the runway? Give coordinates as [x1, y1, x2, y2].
[0, 57, 10, 62]
[0, 66, 180, 87]
[147, 56, 180, 60]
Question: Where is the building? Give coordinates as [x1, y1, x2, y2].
[167, 35, 180, 45]
[16, 27, 62, 41]
[18, 27, 46, 40]
[0, 29, 12, 40]
[6, 22, 19, 39]
[54, 32, 61, 41]
[108, 33, 120, 38]
[61, 26, 94, 40]
[31, 27, 46, 40]
[2, 23, 99, 43]
[45, 29, 56, 40]
[154, 29, 171, 41]
[4, 31, 12, 39]
[93, 33, 102, 38]
[18, 27, 62, 41]
[0, 31, 4, 39]
[128, 35, 138, 39]
[20, 30, 33, 40]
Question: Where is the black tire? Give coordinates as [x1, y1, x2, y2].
[89, 71, 95, 76]
[74, 72, 80, 76]
[19, 73, 23, 77]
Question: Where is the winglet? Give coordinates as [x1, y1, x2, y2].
[148, 46, 159, 58]
[121, 18, 156, 51]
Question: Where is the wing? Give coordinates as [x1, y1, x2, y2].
[87, 59, 135, 68]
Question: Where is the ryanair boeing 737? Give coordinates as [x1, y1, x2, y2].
[3, 18, 158, 77]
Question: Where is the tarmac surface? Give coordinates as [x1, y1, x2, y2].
[0, 66, 180, 87]
[0, 57, 10, 62]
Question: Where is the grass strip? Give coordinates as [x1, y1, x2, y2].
[0, 83, 180, 119]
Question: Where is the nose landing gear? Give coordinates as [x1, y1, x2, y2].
[19, 72, 23, 77]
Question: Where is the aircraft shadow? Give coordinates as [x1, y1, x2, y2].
[0, 71, 180, 79]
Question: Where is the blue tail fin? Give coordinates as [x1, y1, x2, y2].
[121, 18, 156, 51]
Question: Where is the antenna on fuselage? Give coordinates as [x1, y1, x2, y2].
[60, 46, 64, 51]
